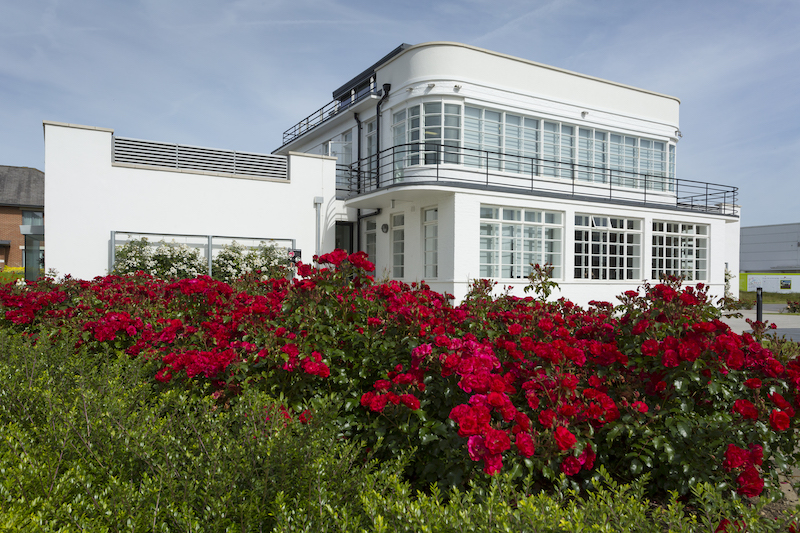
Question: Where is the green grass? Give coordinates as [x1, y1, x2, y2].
[739, 291, 797, 305]
[0, 270, 22, 285]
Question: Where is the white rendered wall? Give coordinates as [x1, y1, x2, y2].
[357, 186, 738, 307]
[44, 122, 338, 280]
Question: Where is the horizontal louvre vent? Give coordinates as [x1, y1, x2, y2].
[113, 137, 288, 180]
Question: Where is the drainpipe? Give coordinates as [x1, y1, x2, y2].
[375, 84, 391, 187]
[354, 113, 363, 253]
[314, 196, 324, 257]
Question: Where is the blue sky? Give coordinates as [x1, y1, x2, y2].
[1, 0, 798, 226]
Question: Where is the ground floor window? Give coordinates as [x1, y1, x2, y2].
[651, 222, 708, 281]
[480, 205, 563, 279]
[423, 207, 438, 278]
[364, 219, 377, 270]
[574, 215, 641, 280]
[392, 214, 405, 278]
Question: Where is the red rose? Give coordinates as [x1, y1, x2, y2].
[723, 444, 748, 471]
[561, 455, 581, 476]
[632, 401, 648, 414]
[736, 466, 764, 497]
[770, 409, 790, 431]
[732, 399, 758, 420]
[515, 432, 535, 457]
[484, 428, 511, 455]
[662, 349, 679, 368]
[744, 378, 762, 389]
[400, 393, 420, 411]
[578, 443, 595, 470]
[538, 409, 556, 428]
[554, 426, 576, 451]
[641, 339, 659, 357]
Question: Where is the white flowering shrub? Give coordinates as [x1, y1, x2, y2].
[112, 238, 206, 279]
[212, 241, 291, 282]
[151, 242, 205, 279]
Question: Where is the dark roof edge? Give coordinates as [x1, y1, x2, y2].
[332, 43, 412, 100]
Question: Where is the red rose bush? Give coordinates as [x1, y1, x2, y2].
[2, 251, 798, 499]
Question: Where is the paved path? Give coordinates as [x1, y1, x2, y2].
[721, 306, 800, 342]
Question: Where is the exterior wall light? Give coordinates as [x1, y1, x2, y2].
[427, 83, 436, 88]
[381, 224, 389, 233]
[454, 84, 462, 91]
[581, 111, 588, 118]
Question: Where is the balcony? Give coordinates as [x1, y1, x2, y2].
[337, 144, 739, 216]
[280, 85, 380, 147]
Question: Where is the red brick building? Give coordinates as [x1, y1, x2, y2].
[0, 165, 44, 270]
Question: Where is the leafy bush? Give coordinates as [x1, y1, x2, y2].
[211, 240, 291, 282]
[788, 301, 800, 314]
[113, 237, 206, 279]
[3, 251, 800, 504]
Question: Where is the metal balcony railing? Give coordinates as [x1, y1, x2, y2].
[339, 143, 739, 216]
[281, 86, 380, 146]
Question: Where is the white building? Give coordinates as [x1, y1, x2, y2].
[44, 42, 740, 305]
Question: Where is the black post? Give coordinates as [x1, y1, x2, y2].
[757, 287, 763, 323]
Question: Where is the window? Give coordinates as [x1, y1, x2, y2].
[389, 100, 677, 188]
[393, 103, 461, 170]
[464, 107, 502, 169]
[423, 208, 438, 278]
[22, 211, 43, 226]
[575, 215, 641, 280]
[392, 214, 405, 278]
[652, 222, 708, 281]
[480, 206, 562, 279]
[365, 219, 377, 271]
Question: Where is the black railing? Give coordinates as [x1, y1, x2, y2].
[281, 86, 379, 146]
[341, 143, 739, 216]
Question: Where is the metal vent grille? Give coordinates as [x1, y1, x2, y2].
[113, 137, 288, 180]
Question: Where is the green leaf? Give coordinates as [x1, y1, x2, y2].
[630, 458, 643, 475]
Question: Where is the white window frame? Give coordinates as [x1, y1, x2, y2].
[392, 213, 405, 278]
[651, 221, 708, 281]
[574, 214, 642, 281]
[422, 207, 438, 279]
[480, 205, 563, 280]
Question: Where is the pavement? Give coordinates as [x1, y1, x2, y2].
[721, 304, 800, 342]
[720, 304, 800, 506]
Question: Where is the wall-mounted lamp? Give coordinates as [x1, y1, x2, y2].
[581, 111, 588, 119]
[675, 129, 683, 138]
[406, 87, 414, 92]
[427, 83, 436, 88]
[454, 84, 462, 91]
[381, 224, 389, 234]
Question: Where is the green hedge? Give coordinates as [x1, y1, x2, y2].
[1, 330, 799, 532]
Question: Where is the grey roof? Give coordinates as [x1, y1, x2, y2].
[0, 165, 44, 207]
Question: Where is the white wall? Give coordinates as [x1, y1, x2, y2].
[44, 122, 338, 280]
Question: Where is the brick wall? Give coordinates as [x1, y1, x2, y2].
[0, 206, 24, 268]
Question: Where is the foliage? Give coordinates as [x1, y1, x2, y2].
[112, 237, 206, 279]
[3, 250, 800, 506]
[0, 267, 23, 285]
[788, 301, 800, 314]
[211, 240, 292, 283]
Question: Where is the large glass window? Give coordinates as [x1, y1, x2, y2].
[574, 215, 641, 280]
[651, 222, 707, 281]
[392, 214, 405, 278]
[423, 208, 438, 278]
[480, 206, 562, 279]
[393, 103, 461, 170]
[391, 102, 676, 188]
